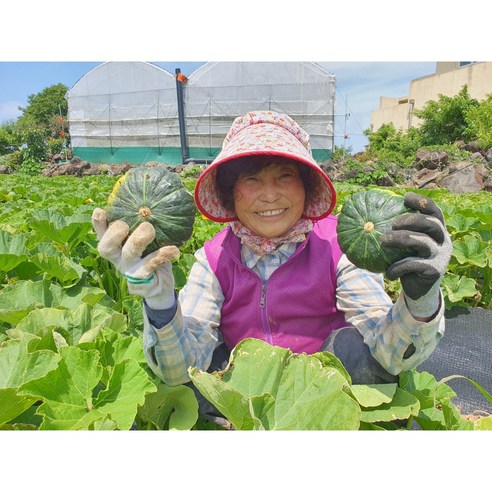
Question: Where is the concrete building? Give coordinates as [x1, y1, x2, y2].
[370, 62, 492, 132]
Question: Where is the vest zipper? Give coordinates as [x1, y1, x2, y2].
[260, 282, 267, 308]
[257, 243, 310, 346]
[259, 281, 273, 345]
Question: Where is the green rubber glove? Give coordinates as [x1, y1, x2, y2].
[381, 192, 452, 318]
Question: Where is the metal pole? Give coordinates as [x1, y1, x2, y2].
[175, 68, 189, 163]
[59, 104, 68, 162]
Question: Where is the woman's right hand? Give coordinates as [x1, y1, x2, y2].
[91, 207, 180, 309]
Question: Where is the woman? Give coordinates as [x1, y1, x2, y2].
[92, 111, 452, 411]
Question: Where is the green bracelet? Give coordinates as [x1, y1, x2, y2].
[124, 273, 155, 285]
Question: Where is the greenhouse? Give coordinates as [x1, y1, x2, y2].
[66, 61, 336, 165]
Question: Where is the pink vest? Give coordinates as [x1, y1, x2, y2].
[204, 216, 347, 354]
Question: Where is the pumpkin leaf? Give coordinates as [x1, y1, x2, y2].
[19, 346, 156, 430]
[189, 338, 361, 430]
[359, 388, 420, 423]
[137, 382, 199, 430]
[13, 304, 127, 345]
[441, 273, 477, 304]
[28, 209, 93, 252]
[0, 279, 113, 325]
[351, 383, 398, 408]
[452, 233, 489, 268]
[29, 252, 86, 286]
[446, 214, 483, 235]
[78, 329, 145, 368]
[0, 334, 61, 426]
[0, 230, 29, 272]
[474, 417, 492, 430]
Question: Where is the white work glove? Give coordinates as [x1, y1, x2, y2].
[381, 193, 452, 319]
[92, 208, 180, 310]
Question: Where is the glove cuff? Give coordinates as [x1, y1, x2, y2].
[124, 262, 176, 309]
[404, 283, 442, 319]
[144, 288, 177, 310]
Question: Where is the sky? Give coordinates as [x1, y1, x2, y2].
[0, 60, 437, 153]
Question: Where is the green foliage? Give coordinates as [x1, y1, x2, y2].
[0, 84, 70, 173]
[18, 128, 48, 175]
[190, 338, 362, 430]
[417, 188, 492, 308]
[0, 121, 51, 174]
[413, 85, 480, 146]
[190, 338, 491, 430]
[17, 83, 69, 138]
[364, 124, 422, 167]
[398, 370, 489, 430]
[0, 174, 199, 430]
[339, 158, 392, 186]
[465, 93, 492, 149]
[332, 145, 353, 161]
[365, 122, 398, 152]
[46, 137, 65, 156]
[0, 122, 21, 156]
[360, 85, 490, 177]
[0, 150, 23, 171]
[18, 343, 156, 430]
[0, 174, 490, 430]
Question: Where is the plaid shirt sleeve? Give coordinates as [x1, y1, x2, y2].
[142, 247, 223, 386]
[336, 254, 445, 375]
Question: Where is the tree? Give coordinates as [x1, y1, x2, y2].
[465, 93, 492, 149]
[0, 84, 69, 173]
[413, 85, 480, 146]
[364, 123, 422, 167]
[0, 121, 20, 155]
[17, 83, 69, 138]
[364, 123, 398, 152]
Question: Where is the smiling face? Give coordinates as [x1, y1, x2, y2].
[232, 160, 306, 239]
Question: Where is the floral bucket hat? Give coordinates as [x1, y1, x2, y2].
[194, 110, 337, 222]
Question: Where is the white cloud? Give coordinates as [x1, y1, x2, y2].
[0, 101, 22, 123]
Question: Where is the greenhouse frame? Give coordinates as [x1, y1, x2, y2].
[66, 61, 336, 165]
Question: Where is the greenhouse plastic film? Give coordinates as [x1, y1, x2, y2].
[66, 61, 335, 164]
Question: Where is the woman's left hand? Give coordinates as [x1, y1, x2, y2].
[381, 192, 452, 318]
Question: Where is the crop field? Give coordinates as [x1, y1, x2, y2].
[0, 173, 491, 430]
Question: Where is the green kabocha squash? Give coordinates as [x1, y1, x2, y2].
[336, 189, 415, 273]
[106, 166, 196, 255]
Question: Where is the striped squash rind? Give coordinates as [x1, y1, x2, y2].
[106, 166, 196, 255]
[336, 189, 413, 273]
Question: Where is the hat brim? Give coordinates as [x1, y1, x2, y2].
[194, 124, 337, 222]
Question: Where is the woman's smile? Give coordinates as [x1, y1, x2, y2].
[255, 208, 287, 217]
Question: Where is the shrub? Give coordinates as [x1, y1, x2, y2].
[413, 85, 480, 146]
[47, 137, 65, 156]
[465, 93, 492, 149]
[363, 124, 422, 168]
[0, 151, 23, 171]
